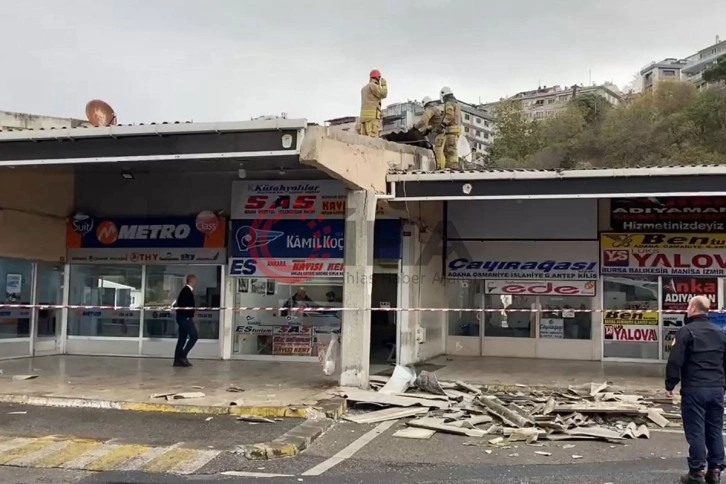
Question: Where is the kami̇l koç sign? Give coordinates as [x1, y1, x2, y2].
[66, 212, 226, 264]
[446, 241, 598, 280]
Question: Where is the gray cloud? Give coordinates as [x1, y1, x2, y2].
[1, 0, 724, 124]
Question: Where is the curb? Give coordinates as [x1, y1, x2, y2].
[0, 394, 347, 419]
[239, 418, 336, 460]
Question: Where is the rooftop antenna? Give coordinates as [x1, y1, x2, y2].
[85, 99, 117, 127]
[589, 69, 592, 86]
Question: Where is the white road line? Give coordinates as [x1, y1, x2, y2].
[61, 443, 116, 469]
[301, 420, 397, 476]
[0, 438, 31, 453]
[116, 445, 178, 471]
[6, 441, 70, 467]
[172, 449, 222, 475]
[220, 471, 295, 478]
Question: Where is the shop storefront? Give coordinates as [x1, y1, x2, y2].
[446, 239, 600, 360]
[227, 180, 402, 362]
[0, 258, 64, 359]
[64, 212, 227, 358]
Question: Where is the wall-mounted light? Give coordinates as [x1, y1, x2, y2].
[238, 162, 246, 179]
[121, 170, 134, 180]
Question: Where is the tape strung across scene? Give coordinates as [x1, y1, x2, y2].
[0, 304, 719, 314]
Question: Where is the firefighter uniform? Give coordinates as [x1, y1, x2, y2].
[358, 69, 388, 138]
[415, 97, 445, 169]
[440, 86, 462, 170]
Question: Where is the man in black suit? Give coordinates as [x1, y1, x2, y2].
[174, 274, 198, 367]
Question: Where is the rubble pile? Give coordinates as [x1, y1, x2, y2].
[337, 367, 680, 446]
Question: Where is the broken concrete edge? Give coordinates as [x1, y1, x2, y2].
[240, 418, 335, 460]
[479, 384, 661, 397]
[0, 394, 347, 419]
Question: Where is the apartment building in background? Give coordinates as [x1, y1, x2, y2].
[325, 99, 495, 157]
[482, 83, 624, 121]
[640, 36, 725, 91]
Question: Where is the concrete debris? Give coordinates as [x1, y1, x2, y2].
[169, 392, 205, 400]
[237, 416, 276, 423]
[12, 374, 38, 381]
[535, 451, 552, 456]
[379, 365, 416, 395]
[338, 375, 677, 448]
[227, 385, 245, 393]
[393, 427, 436, 440]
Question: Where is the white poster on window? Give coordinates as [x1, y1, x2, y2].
[5, 273, 22, 301]
[539, 318, 564, 339]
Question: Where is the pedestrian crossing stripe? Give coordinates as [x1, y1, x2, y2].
[0, 435, 221, 474]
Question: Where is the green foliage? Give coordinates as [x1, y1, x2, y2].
[489, 82, 726, 168]
[703, 55, 726, 83]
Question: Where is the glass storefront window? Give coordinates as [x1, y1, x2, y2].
[68, 265, 142, 337]
[144, 265, 221, 340]
[0, 258, 32, 339]
[36, 264, 64, 338]
[448, 280, 481, 337]
[602, 276, 659, 359]
[233, 278, 342, 357]
[484, 293, 536, 338]
[539, 295, 592, 340]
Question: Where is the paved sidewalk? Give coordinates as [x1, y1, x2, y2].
[420, 355, 665, 392]
[0, 356, 337, 414]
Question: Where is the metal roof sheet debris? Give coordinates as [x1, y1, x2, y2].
[336, 373, 683, 449]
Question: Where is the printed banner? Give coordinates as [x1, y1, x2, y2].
[603, 311, 659, 342]
[611, 197, 726, 232]
[539, 318, 564, 339]
[485, 280, 596, 296]
[601, 233, 726, 276]
[231, 180, 346, 220]
[0, 308, 31, 319]
[66, 212, 226, 264]
[447, 241, 598, 281]
[661, 277, 718, 327]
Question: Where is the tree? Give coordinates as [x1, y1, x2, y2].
[488, 100, 542, 162]
[622, 72, 643, 94]
[703, 55, 726, 84]
[571, 92, 612, 126]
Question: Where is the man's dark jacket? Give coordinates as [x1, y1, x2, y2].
[666, 314, 726, 392]
[175, 286, 196, 319]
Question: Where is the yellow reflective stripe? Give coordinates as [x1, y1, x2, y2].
[141, 447, 198, 473]
[32, 440, 102, 468]
[85, 444, 149, 471]
[0, 437, 57, 465]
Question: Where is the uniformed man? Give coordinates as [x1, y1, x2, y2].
[414, 96, 445, 169]
[357, 69, 388, 138]
[666, 295, 726, 484]
[439, 86, 462, 170]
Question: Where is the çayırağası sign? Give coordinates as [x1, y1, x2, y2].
[446, 241, 599, 280]
[66, 212, 226, 264]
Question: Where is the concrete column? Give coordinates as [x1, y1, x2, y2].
[340, 189, 376, 388]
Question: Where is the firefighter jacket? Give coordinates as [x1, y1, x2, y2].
[442, 100, 462, 135]
[415, 105, 443, 132]
[360, 79, 388, 121]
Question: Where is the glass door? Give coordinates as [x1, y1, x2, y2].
[34, 264, 64, 355]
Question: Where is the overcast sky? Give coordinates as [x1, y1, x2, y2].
[1, 1, 724, 124]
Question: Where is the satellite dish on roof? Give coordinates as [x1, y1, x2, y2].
[85, 99, 117, 127]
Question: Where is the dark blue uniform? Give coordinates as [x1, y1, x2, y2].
[666, 314, 726, 478]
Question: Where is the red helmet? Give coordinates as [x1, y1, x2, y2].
[369, 69, 381, 79]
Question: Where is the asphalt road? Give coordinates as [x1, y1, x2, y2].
[0, 403, 694, 483]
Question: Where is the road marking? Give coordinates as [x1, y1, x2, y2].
[0, 438, 56, 465]
[172, 449, 221, 475]
[301, 420, 397, 476]
[62, 442, 118, 469]
[85, 443, 149, 471]
[0, 438, 31, 454]
[221, 471, 296, 478]
[141, 447, 198, 473]
[5, 440, 70, 467]
[116, 444, 180, 471]
[31, 440, 101, 468]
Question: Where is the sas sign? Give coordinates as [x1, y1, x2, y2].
[484, 280, 596, 296]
